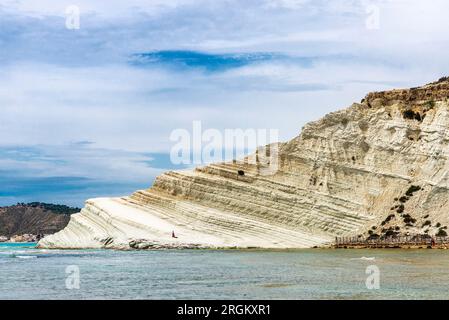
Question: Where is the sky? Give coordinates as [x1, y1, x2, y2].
[1, 0, 449, 207]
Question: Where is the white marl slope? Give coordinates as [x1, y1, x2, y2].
[39, 78, 449, 249]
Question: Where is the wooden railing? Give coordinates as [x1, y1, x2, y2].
[335, 235, 449, 248]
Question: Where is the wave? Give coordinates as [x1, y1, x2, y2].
[350, 257, 376, 261]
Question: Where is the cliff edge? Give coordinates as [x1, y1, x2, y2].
[39, 78, 449, 249]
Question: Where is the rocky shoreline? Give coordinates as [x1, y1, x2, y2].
[0, 234, 44, 243]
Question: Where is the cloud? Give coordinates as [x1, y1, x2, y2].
[0, 143, 178, 206]
[130, 51, 288, 72]
[264, 0, 310, 10]
[0, 143, 162, 181]
[0, 0, 199, 18]
[0, 174, 151, 207]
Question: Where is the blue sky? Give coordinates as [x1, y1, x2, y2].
[1, 0, 449, 206]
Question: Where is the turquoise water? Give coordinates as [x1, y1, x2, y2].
[1, 243, 449, 299]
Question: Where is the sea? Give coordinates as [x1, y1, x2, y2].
[1, 242, 448, 299]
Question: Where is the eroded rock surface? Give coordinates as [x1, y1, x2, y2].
[39, 78, 449, 249]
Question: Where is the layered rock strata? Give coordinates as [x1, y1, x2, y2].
[39, 78, 449, 249]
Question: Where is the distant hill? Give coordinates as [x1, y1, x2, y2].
[0, 203, 79, 237]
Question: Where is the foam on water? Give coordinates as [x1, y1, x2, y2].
[16, 256, 37, 259]
[350, 257, 376, 261]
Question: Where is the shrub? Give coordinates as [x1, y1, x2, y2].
[422, 220, 432, 227]
[405, 185, 421, 196]
[385, 230, 398, 238]
[404, 216, 416, 224]
[26, 202, 80, 215]
[402, 110, 423, 122]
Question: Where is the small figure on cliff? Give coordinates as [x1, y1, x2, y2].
[172, 231, 178, 238]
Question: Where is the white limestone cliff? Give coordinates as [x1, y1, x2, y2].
[39, 78, 449, 249]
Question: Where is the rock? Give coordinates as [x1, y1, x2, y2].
[38, 78, 449, 249]
[9, 235, 23, 243]
[0, 236, 8, 242]
[0, 203, 76, 238]
[9, 234, 39, 243]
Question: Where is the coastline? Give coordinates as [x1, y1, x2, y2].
[3, 240, 449, 251]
